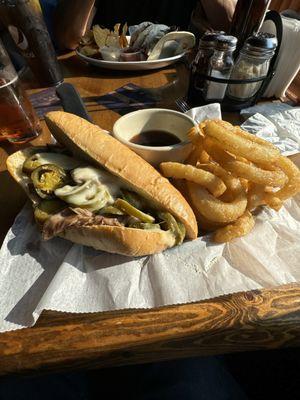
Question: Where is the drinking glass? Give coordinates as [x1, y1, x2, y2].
[0, 39, 41, 143]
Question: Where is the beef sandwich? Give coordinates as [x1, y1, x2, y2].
[7, 111, 197, 256]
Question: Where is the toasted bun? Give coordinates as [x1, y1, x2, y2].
[6, 147, 176, 256]
[44, 111, 197, 239]
[6, 147, 45, 205]
[60, 225, 175, 256]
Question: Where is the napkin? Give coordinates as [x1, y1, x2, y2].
[29, 83, 156, 118]
[261, 14, 300, 98]
[94, 83, 156, 114]
[185, 103, 222, 123]
[240, 106, 300, 156]
[29, 87, 61, 118]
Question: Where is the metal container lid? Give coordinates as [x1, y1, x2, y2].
[246, 33, 278, 50]
[199, 31, 225, 48]
[242, 33, 277, 58]
[215, 35, 237, 51]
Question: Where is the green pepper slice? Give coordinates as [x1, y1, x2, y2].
[121, 190, 147, 210]
[22, 151, 48, 174]
[35, 188, 55, 200]
[114, 198, 155, 223]
[157, 212, 186, 245]
[31, 164, 68, 196]
[23, 152, 81, 175]
[34, 199, 66, 224]
[128, 221, 161, 230]
[100, 205, 125, 215]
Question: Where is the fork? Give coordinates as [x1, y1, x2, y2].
[175, 97, 203, 127]
[175, 97, 190, 113]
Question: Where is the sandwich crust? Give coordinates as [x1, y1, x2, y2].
[60, 225, 175, 256]
[45, 111, 197, 239]
[6, 147, 45, 205]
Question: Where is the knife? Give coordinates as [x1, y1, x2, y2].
[56, 82, 93, 122]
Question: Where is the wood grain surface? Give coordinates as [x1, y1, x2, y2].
[0, 53, 300, 376]
[0, 284, 300, 376]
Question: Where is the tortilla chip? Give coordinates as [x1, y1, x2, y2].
[80, 30, 94, 45]
[93, 25, 109, 48]
[114, 23, 121, 34]
[79, 44, 99, 56]
[106, 33, 120, 48]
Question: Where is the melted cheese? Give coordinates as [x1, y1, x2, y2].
[34, 153, 82, 170]
[55, 167, 122, 211]
[71, 167, 121, 198]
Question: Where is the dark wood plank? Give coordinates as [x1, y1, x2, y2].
[0, 284, 299, 376]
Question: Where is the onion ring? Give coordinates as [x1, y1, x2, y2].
[213, 211, 255, 243]
[247, 184, 282, 211]
[194, 209, 227, 232]
[196, 162, 243, 194]
[160, 162, 226, 197]
[224, 160, 287, 187]
[233, 126, 278, 150]
[203, 120, 280, 163]
[186, 181, 247, 223]
[270, 156, 300, 200]
[186, 127, 210, 165]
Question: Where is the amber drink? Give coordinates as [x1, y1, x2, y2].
[0, 39, 41, 143]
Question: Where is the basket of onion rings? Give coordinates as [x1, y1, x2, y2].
[160, 119, 300, 243]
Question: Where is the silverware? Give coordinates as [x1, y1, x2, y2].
[175, 98, 190, 113]
[56, 82, 93, 122]
[175, 98, 204, 126]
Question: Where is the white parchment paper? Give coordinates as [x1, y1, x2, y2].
[241, 107, 300, 156]
[1, 104, 300, 332]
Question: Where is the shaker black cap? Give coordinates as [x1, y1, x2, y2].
[246, 32, 278, 50]
[215, 35, 237, 50]
[201, 31, 225, 42]
[199, 31, 225, 48]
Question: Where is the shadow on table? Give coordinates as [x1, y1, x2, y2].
[78, 248, 144, 272]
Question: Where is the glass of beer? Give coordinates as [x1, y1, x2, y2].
[0, 39, 41, 143]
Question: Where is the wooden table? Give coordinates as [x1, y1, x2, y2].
[0, 53, 300, 376]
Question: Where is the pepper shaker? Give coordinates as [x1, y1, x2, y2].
[205, 35, 237, 101]
[187, 31, 224, 105]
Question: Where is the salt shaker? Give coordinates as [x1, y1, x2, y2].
[205, 35, 237, 101]
[227, 33, 277, 101]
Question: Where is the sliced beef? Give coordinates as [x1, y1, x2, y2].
[42, 208, 123, 240]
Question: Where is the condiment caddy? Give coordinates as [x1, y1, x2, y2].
[187, 10, 282, 111]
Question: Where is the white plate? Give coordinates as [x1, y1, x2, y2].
[75, 49, 186, 71]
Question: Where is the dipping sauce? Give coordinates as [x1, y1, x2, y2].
[130, 130, 181, 147]
[120, 48, 146, 62]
